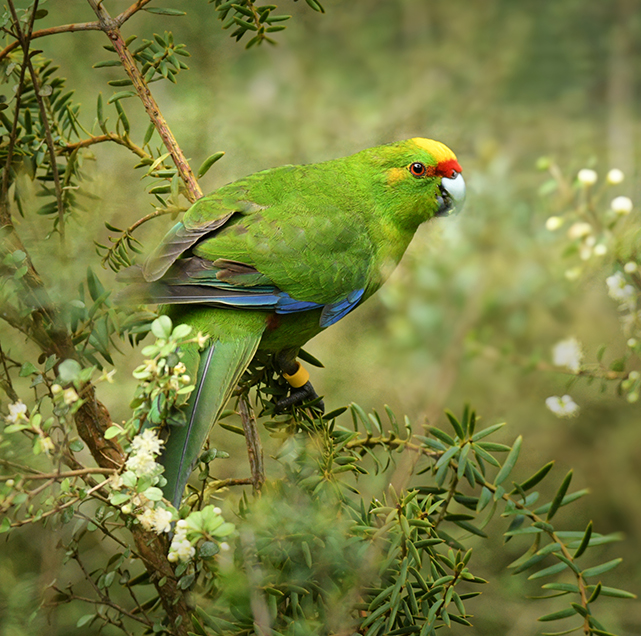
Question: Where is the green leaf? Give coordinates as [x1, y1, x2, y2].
[581, 558, 622, 578]
[494, 436, 522, 486]
[144, 7, 187, 15]
[19, 362, 38, 376]
[537, 607, 577, 622]
[197, 151, 225, 178]
[107, 91, 137, 103]
[547, 470, 573, 521]
[76, 614, 96, 628]
[598, 586, 637, 599]
[512, 461, 554, 493]
[58, 359, 82, 383]
[528, 562, 567, 580]
[93, 60, 122, 68]
[428, 426, 455, 446]
[304, 0, 325, 12]
[444, 410, 464, 439]
[104, 426, 121, 440]
[470, 422, 506, 442]
[151, 315, 173, 339]
[435, 445, 459, 469]
[573, 520, 592, 559]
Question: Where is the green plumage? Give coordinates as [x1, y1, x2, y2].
[133, 138, 465, 507]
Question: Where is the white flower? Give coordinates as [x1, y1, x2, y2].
[213, 507, 222, 515]
[51, 384, 62, 394]
[173, 362, 186, 376]
[196, 332, 209, 349]
[220, 542, 230, 552]
[552, 337, 583, 373]
[624, 261, 637, 274]
[100, 369, 116, 384]
[564, 267, 582, 281]
[628, 338, 638, 348]
[593, 244, 607, 256]
[629, 371, 640, 382]
[611, 196, 633, 214]
[545, 216, 563, 231]
[138, 506, 173, 534]
[6, 401, 27, 423]
[137, 508, 157, 532]
[63, 388, 79, 405]
[577, 169, 597, 185]
[546, 395, 580, 418]
[125, 451, 158, 477]
[168, 522, 195, 561]
[40, 436, 55, 455]
[606, 272, 635, 301]
[607, 168, 624, 184]
[110, 474, 124, 490]
[567, 222, 592, 240]
[130, 429, 164, 457]
[168, 538, 196, 562]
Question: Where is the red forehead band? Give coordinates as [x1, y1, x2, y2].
[436, 158, 462, 178]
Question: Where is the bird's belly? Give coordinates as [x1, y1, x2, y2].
[258, 309, 324, 352]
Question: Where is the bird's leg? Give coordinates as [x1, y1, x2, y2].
[275, 349, 324, 413]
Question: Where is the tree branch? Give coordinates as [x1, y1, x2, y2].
[8, 0, 66, 244]
[239, 394, 265, 492]
[0, 0, 153, 63]
[58, 133, 150, 160]
[87, 0, 202, 203]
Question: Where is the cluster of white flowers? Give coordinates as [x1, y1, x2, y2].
[606, 271, 635, 303]
[6, 400, 27, 423]
[138, 506, 174, 534]
[168, 519, 196, 562]
[545, 395, 580, 418]
[125, 429, 165, 477]
[552, 337, 582, 373]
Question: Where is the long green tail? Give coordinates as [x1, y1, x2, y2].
[161, 314, 264, 508]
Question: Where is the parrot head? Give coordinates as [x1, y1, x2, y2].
[375, 137, 466, 224]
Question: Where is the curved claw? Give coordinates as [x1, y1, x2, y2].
[275, 380, 325, 413]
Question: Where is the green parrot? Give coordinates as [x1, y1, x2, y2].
[127, 137, 465, 507]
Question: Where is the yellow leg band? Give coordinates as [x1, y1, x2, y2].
[283, 362, 309, 389]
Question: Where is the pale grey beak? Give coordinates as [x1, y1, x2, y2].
[436, 172, 466, 217]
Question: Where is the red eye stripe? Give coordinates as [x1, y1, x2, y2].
[436, 158, 462, 178]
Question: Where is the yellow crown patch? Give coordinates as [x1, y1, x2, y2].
[411, 138, 457, 163]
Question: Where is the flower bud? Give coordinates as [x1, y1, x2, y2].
[611, 196, 633, 214]
[607, 168, 624, 184]
[545, 216, 563, 231]
[577, 168, 597, 185]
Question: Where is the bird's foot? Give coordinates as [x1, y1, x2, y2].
[275, 359, 324, 413]
[275, 379, 325, 413]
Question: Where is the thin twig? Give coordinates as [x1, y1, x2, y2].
[0, 0, 153, 63]
[8, 0, 66, 244]
[0, 342, 19, 402]
[239, 393, 265, 492]
[0, 467, 115, 481]
[58, 133, 149, 160]
[87, 0, 202, 203]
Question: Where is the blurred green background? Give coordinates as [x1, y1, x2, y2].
[2, 1, 641, 634]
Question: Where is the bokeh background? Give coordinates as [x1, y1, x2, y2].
[2, 1, 641, 634]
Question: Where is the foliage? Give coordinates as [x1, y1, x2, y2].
[0, 3, 637, 636]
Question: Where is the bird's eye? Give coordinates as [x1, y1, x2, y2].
[409, 162, 427, 177]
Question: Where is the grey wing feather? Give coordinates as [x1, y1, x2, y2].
[142, 213, 235, 282]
